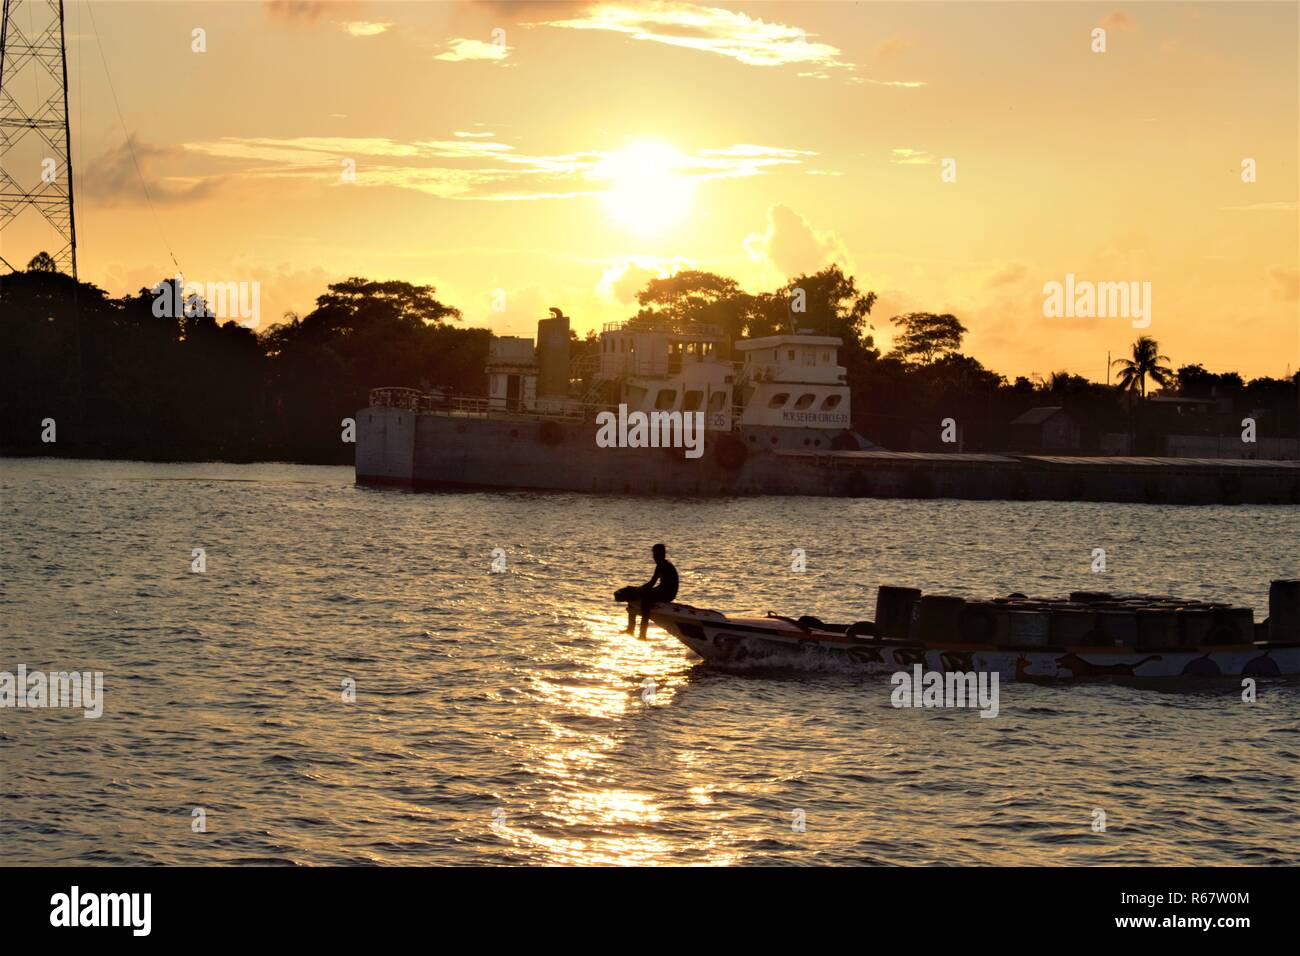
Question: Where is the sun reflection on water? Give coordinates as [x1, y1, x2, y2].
[496, 609, 745, 864]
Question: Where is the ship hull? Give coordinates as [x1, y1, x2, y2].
[355, 404, 1300, 503]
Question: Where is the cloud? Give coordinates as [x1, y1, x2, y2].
[473, 0, 587, 19]
[849, 76, 925, 88]
[1268, 266, 1299, 302]
[435, 38, 511, 62]
[1099, 10, 1136, 31]
[874, 35, 912, 59]
[597, 256, 693, 303]
[344, 22, 391, 37]
[1220, 201, 1298, 212]
[984, 263, 1028, 289]
[263, 1, 356, 24]
[80, 137, 222, 206]
[535, 1, 851, 70]
[744, 204, 850, 278]
[183, 135, 809, 201]
[889, 148, 936, 165]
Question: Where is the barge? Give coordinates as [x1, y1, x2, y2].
[637, 580, 1300, 681]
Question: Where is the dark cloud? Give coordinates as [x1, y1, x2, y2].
[472, 1, 590, 21]
[263, 1, 357, 24]
[80, 137, 220, 207]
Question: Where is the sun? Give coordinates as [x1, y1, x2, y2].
[595, 141, 695, 237]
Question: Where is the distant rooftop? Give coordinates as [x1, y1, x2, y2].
[1010, 406, 1068, 426]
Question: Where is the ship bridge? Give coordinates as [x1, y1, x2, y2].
[734, 334, 851, 431]
[597, 319, 735, 430]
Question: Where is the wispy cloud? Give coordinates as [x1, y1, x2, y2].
[1220, 201, 1298, 212]
[890, 148, 936, 165]
[874, 35, 912, 60]
[984, 262, 1028, 289]
[182, 135, 812, 201]
[534, 1, 849, 70]
[435, 38, 511, 62]
[1100, 10, 1136, 32]
[344, 21, 391, 38]
[263, 1, 356, 24]
[850, 76, 925, 88]
[533, 2, 924, 86]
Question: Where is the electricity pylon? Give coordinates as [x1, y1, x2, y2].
[0, 0, 77, 277]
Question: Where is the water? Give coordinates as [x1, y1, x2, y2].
[2, 458, 1297, 865]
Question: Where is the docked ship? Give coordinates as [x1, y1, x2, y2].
[354, 310, 1300, 502]
[356, 309, 879, 495]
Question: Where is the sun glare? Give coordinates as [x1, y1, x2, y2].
[595, 141, 695, 237]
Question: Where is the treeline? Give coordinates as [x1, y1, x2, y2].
[1, 255, 1295, 462]
[585, 266, 1298, 453]
[1, 262, 487, 462]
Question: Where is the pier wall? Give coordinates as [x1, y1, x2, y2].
[356, 409, 1300, 504]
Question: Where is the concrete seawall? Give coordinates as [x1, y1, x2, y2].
[355, 406, 1300, 504]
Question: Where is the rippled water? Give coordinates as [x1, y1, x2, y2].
[2, 458, 1297, 865]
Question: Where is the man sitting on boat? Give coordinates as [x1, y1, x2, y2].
[623, 543, 679, 638]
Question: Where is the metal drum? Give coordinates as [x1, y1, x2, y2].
[875, 585, 921, 639]
[916, 595, 966, 643]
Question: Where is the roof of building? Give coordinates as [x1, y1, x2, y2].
[1009, 406, 1069, 426]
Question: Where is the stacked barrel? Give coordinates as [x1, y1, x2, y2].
[867, 582, 1300, 649]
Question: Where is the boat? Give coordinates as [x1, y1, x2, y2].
[635, 580, 1300, 681]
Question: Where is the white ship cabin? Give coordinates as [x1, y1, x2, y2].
[734, 335, 850, 430]
[598, 320, 735, 430]
[487, 335, 538, 411]
[595, 322, 851, 436]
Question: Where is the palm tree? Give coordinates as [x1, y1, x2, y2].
[1111, 336, 1173, 398]
[1111, 336, 1174, 453]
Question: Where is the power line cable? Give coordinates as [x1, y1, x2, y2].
[84, 0, 180, 273]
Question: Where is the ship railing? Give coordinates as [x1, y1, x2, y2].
[371, 386, 749, 427]
[602, 319, 725, 340]
[368, 387, 440, 412]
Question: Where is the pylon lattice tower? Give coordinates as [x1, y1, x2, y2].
[0, 0, 76, 276]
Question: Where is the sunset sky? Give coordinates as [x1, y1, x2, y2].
[8, 0, 1298, 379]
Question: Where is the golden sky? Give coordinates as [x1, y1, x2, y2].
[9, 0, 1299, 379]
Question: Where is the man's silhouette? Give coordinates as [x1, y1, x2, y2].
[626, 543, 679, 638]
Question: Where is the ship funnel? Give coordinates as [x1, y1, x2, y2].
[537, 308, 571, 397]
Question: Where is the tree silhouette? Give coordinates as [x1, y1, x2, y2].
[888, 312, 966, 365]
[1112, 336, 1173, 398]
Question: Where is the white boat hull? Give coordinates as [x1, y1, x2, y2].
[646, 603, 1300, 681]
